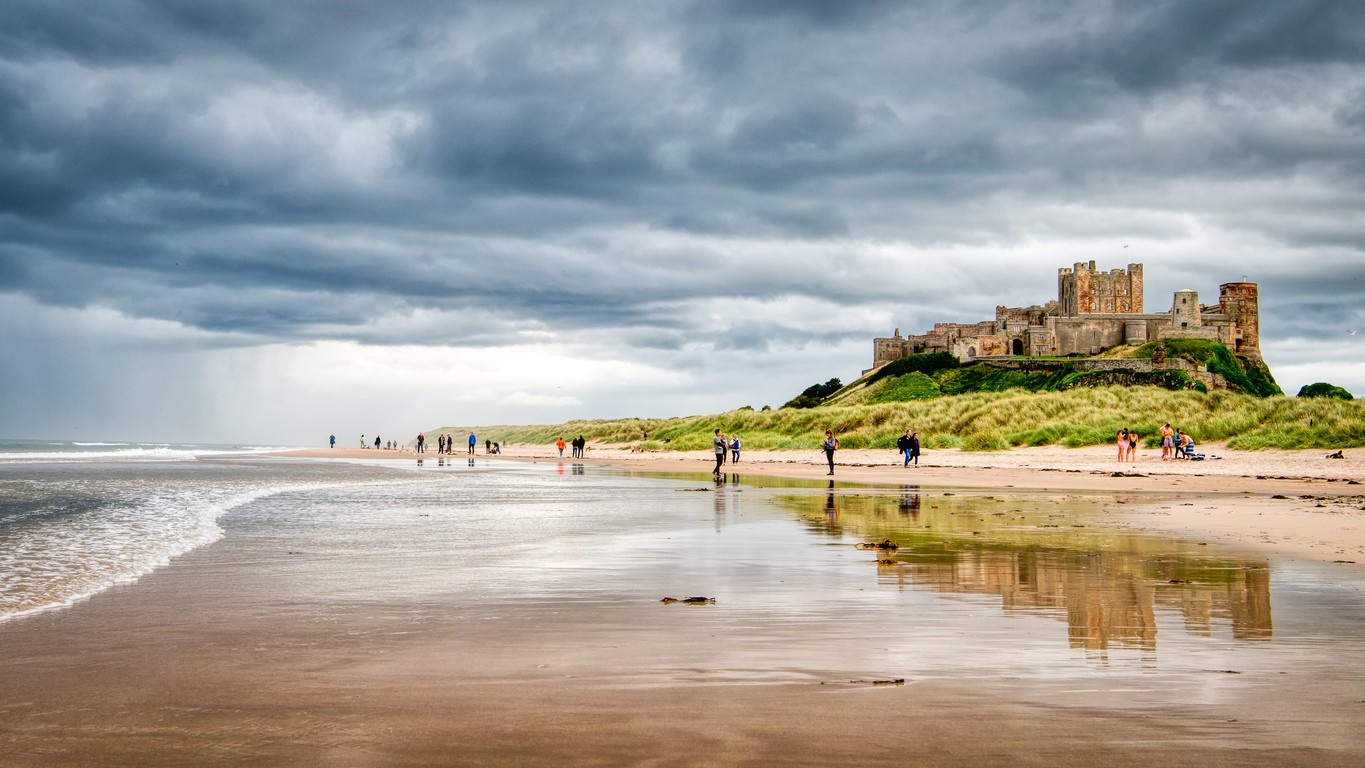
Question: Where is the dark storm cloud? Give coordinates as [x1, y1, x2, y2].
[993, 0, 1365, 97]
[0, 0, 1362, 368]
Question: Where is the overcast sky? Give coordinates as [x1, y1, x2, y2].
[2, 0, 1363, 446]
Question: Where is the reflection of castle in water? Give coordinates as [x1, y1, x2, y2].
[887, 549, 1272, 651]
[788, 488, 1272, 651]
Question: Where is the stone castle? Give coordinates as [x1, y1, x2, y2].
[872, 262, 1261, 369]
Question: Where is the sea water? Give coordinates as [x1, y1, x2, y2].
[0, 441, 328, 620]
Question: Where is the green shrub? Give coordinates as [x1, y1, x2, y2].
[871, 372, 943, 403]
[1134, 339, 1281, 397]
[1297, 382, 1354, 400]
[783, 378, 844, 409]
[865, 352, 959, 386]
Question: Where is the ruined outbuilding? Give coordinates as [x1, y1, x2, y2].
[872, 262, 1261, 368]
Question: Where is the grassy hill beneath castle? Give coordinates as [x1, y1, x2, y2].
[822, 341, 1281, 409]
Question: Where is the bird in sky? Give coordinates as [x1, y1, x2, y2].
[1349, 329, 1358, 335]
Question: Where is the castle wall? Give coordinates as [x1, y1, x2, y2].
[1050, 316, 1136, 356]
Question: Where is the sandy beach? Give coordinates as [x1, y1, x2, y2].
[293, 441, 1365, 568]
[5, 445, 1365, 767]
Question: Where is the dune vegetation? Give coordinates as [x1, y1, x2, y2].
[436, 343, 1362, 452]
[438, 385, 1365, 453]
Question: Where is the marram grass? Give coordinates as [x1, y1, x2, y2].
[431, 387, 1365, 452]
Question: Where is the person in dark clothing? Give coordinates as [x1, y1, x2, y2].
[712, 429, 727, 475]
[822, 430, 838, 475]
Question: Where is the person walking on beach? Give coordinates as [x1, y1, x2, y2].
[730, 435, 741, 463]
[822, 430, 839, 475]
[360, 435, 366, 449]
[1117, 428, 1128, 463]
[908, 431, 920, 466]
[468, 432, 477, 455]
[713, 429, 727, 475]
[897, 430, 911, 466]
[556, 437, 566, 457]
[329, 434, 336, 449]
[1160, 423, 1174, 461]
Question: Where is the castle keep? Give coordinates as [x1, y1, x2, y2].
[872, 262, 1260, 368]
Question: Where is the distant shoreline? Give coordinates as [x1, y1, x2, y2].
[273, 442, 1365, 569]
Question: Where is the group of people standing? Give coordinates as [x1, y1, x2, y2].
[711, 431, 742, 474]
[417, 432, 480, 455]
[556, 436, 588, 458]
[1116, 423, 1199, 462]
[352, 434, 399, 450]
[1159, 423, 1197, 460]
[1115, 427, 1139, 462]
[707, 428, 921, 476]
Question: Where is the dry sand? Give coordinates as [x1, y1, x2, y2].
[294, 441, 1365, 568]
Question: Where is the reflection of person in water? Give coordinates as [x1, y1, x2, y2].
[899, 485, 921, 518]
[824, 480, 838, 523]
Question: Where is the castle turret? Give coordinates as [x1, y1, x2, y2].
[1219, 282, 1261, 360]
[1171, 290, 1201, 328]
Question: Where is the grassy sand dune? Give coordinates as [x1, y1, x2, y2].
[432, 386, 1365, 452]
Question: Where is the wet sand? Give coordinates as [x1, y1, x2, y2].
[301, 442, 1365, 568]
[4, 447, 1365, 766]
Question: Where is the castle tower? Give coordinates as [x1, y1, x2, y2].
[1058, 262, 1143, 316]
[1219, 282, 1261, 360]
[1171, 290, 1201, 328]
